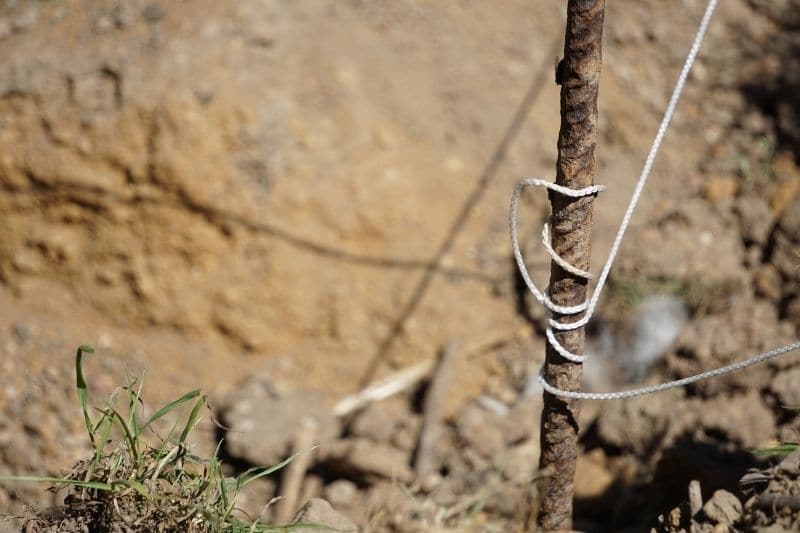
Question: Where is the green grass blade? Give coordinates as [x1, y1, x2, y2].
[110, 479, 151, 499]
[141, 389, 201, 431]
[179, 395, 207, 446]
[254, 525, 336, 532]
[125, 370, 146, 457]
[0, 475, 112, 491]
[151, 445, 181, 481]
[74, 345, 96, 447]
[753, 443, 799, 456]
[236, 449, 313, 490]
[153, 415, 184, 465]
[108, 406, 140, 463]
[88, 412, 114, 470]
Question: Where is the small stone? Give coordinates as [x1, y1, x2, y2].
[351, 402, 401, 443]
[95, 15, 113, 33]
[324, 479, 358, 509]
[112, 4, 134, 28]
[771, 366, 800, 410]
[12, 323, 32, 343]
[419, 472, 442, 492]
[455, 402, 505, 458]
[291, 498, 357, 532]
[777, 448, 800, 475]
[771, 153, 800, 216]
[502, 399, 540, 444]
[483, 483, 524, 518]
[699, 391, 775, 448]
[12, 248, 44, 273]
[390, 415, 421, 452]
[444, 156, 463, 173]
[734, 197, 774, 245]
[754, 265, 783, 302]
[428, 478, 458, 506]
[704, 176, 738, 202]
[785, 296, 800, 326]
[0, 19, 10, 40]
[12, 8, 39, 33]
[322, 438, 413, 482]
[574, 449, 615, 501]
[702, 489, 742, 525]
[142, 4, 165, 23]
[500, 441, 539, 484]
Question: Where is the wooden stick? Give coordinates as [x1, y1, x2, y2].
[334, 325, 526, 418]
[537, 0, 606, 530]
[275, 417, 317, 524]
[333, 360, 434, 417]
[415, 342, 460, 480]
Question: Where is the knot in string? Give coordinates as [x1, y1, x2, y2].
[510, 178, 605, 364]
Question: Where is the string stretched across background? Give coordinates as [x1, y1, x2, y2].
[510, 0, 800, 400]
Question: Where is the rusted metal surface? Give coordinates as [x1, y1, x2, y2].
[537, 0, 606, 530]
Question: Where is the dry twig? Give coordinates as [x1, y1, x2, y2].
[415, 342, 460, 480]
[275, 417, 317, 524]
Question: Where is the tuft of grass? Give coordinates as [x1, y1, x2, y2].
[0, 346, 324, 532]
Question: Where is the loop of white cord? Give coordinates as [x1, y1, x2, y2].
[511, 0, 800, 400]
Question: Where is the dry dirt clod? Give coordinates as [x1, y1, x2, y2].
[290, 498, 358, 533]
[770, 366, 800, 409]
[704, 175, 739, 203]
[454, 401, 506, 459]
[320, 438, 413, 483]
[218, 376, 340, 467]
[702, 490, 743, 526]
[777, 449, 800, 476]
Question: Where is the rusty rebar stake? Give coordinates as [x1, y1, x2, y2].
[537, 0, 605, 530]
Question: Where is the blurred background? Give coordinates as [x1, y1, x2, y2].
[1, 0, 799, 531]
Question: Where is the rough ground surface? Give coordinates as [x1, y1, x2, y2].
[1, 0, 800, 531]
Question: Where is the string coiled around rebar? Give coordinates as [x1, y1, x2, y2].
[510, 0, 800, 400]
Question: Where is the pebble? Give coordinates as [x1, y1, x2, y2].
[324, 479, 358, 508]
[770, 366, 800, 410]
[753, 265, 783, 302]
[142, 4, 165, 23]
[702, 489, 742, 525]
[321, 438, 412, 483]
[703, 176, 738, 202]
[291, 498, 357, 532]
[734, 197, 774, 245]
[777, 448, 800, 476]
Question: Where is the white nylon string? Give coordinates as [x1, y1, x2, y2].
[511, 0, 800, 400]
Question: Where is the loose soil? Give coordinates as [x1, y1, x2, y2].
[1, 0, 800, 531]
